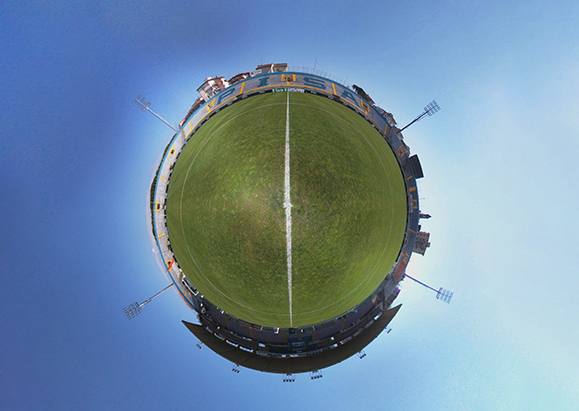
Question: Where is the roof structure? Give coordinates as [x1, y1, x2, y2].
[183, 305, 401, 374]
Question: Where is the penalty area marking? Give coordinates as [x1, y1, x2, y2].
[284, 91, 294, 327]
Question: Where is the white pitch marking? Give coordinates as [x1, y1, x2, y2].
[284, 91, 294, 327]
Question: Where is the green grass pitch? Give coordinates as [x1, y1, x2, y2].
[166, 91, 407, 327]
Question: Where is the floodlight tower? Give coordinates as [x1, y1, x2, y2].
[399, 100, 440, 132]
[123, 283, 175, 320]
[133, 94, 178, 132]
[403, 273, 453, 303]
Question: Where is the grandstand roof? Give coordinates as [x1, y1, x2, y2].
[183, 304, 402, 374]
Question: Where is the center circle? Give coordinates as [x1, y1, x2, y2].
[165, 91, 407, 327]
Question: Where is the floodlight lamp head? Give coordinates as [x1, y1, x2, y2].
[123, 302, 142, 320]
[283, 373, 295, 383]
[310, 370, 322, 380]
[436, 288, 454, 304]
[424, 100, 440, 116]
[133, 94, 151, 112]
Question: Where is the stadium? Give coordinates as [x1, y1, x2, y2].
[146, 64, 431, 377]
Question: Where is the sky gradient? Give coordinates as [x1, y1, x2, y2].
[2, 1, 579, 409]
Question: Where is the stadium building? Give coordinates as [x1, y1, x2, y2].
[147, 64, 431, 376]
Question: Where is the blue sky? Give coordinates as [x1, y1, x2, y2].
[1, 0, 578, 409]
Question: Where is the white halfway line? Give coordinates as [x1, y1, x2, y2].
[284, 91, 293, 327]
